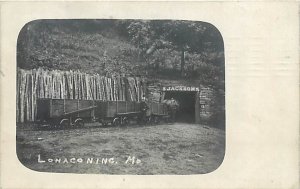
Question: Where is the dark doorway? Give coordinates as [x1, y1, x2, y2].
[164, 91, 196, 123]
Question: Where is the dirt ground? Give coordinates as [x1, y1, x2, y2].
[16, 123, 225, 175]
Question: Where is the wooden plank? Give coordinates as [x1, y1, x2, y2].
[78, 100, 93, 117]
[116, 112, 140, 116]
[50, 99, 53, 117]
[134, 77, 139, 102]
[48, 72, 52, 98]
[78, 73, 81, 99]
[117, 101, 127, 113]
[70, 71, 74, 99]
[98, 76, 102, 100]
[51, 99, 65, 117]
[33, 69, 39, 121]
[105, 77, 109, 101]
[85, 74, 89, 100]
[102, 76, 107, 100]
[121, 77, 126, 101]
[92, 76, 96, 100]
[74, 72, 78, 99]
[36, 99, 51, 121]
[65, 99, 78, 113]
[79, 100, 94, 109]
[42, 71, 47, 98]
[51, 72, 55, 99]
[16, 69, 20, 122]
[106, 101, 116, 118]
[25, 72, 30, 121]
[97, 75, 101, 100]
[114, 77, 118, 101]
[61, 72, 65, 99]
[116, 76, 121, 101]
[64, 106, 97, 116]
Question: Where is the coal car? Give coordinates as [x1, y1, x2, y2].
[36, 99, 97, 129]
[36, 98, 170, 129]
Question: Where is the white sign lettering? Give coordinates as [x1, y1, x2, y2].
[162, 86, 199, 92]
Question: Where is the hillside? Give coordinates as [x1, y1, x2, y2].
[17, 20, 224, 86]
[17, 20, 143, 76]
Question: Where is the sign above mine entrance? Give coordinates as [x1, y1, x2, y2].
[162, 86, 200, 92]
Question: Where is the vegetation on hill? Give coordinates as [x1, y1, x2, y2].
[17, 19, 224, 88]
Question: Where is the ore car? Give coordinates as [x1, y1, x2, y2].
[36, 98, 171, 129]
[36, 98, 98, 129]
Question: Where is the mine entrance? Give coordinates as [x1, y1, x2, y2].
[164, 91, 196, 123]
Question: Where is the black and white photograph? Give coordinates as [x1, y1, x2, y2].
[16, 19, 225, 174]
[0, 1, 298, 189]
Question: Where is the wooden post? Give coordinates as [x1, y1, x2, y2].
[20, 71, 26, 122]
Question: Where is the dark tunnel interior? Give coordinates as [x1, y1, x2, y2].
[164, 91, 196, 123]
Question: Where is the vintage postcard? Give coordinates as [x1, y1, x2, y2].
[0, 1, 299, 189]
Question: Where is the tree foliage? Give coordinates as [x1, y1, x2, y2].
[17, 19, 224, 86]
[115, 20, 224, 81]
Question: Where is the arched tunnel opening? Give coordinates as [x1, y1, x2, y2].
[164, 91, 196, 123]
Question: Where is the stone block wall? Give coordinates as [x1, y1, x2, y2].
[146, 78, 218, 123]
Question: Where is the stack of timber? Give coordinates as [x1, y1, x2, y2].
[16, 68, 146, 122]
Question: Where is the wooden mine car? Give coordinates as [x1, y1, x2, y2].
[36, 99, 97, 129]
[36, 98, 171, 129]
[97, 101, 141, 126]
[148, 102, 170, 123]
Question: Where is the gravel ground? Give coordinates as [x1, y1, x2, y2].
[16, 123, 225, 175]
